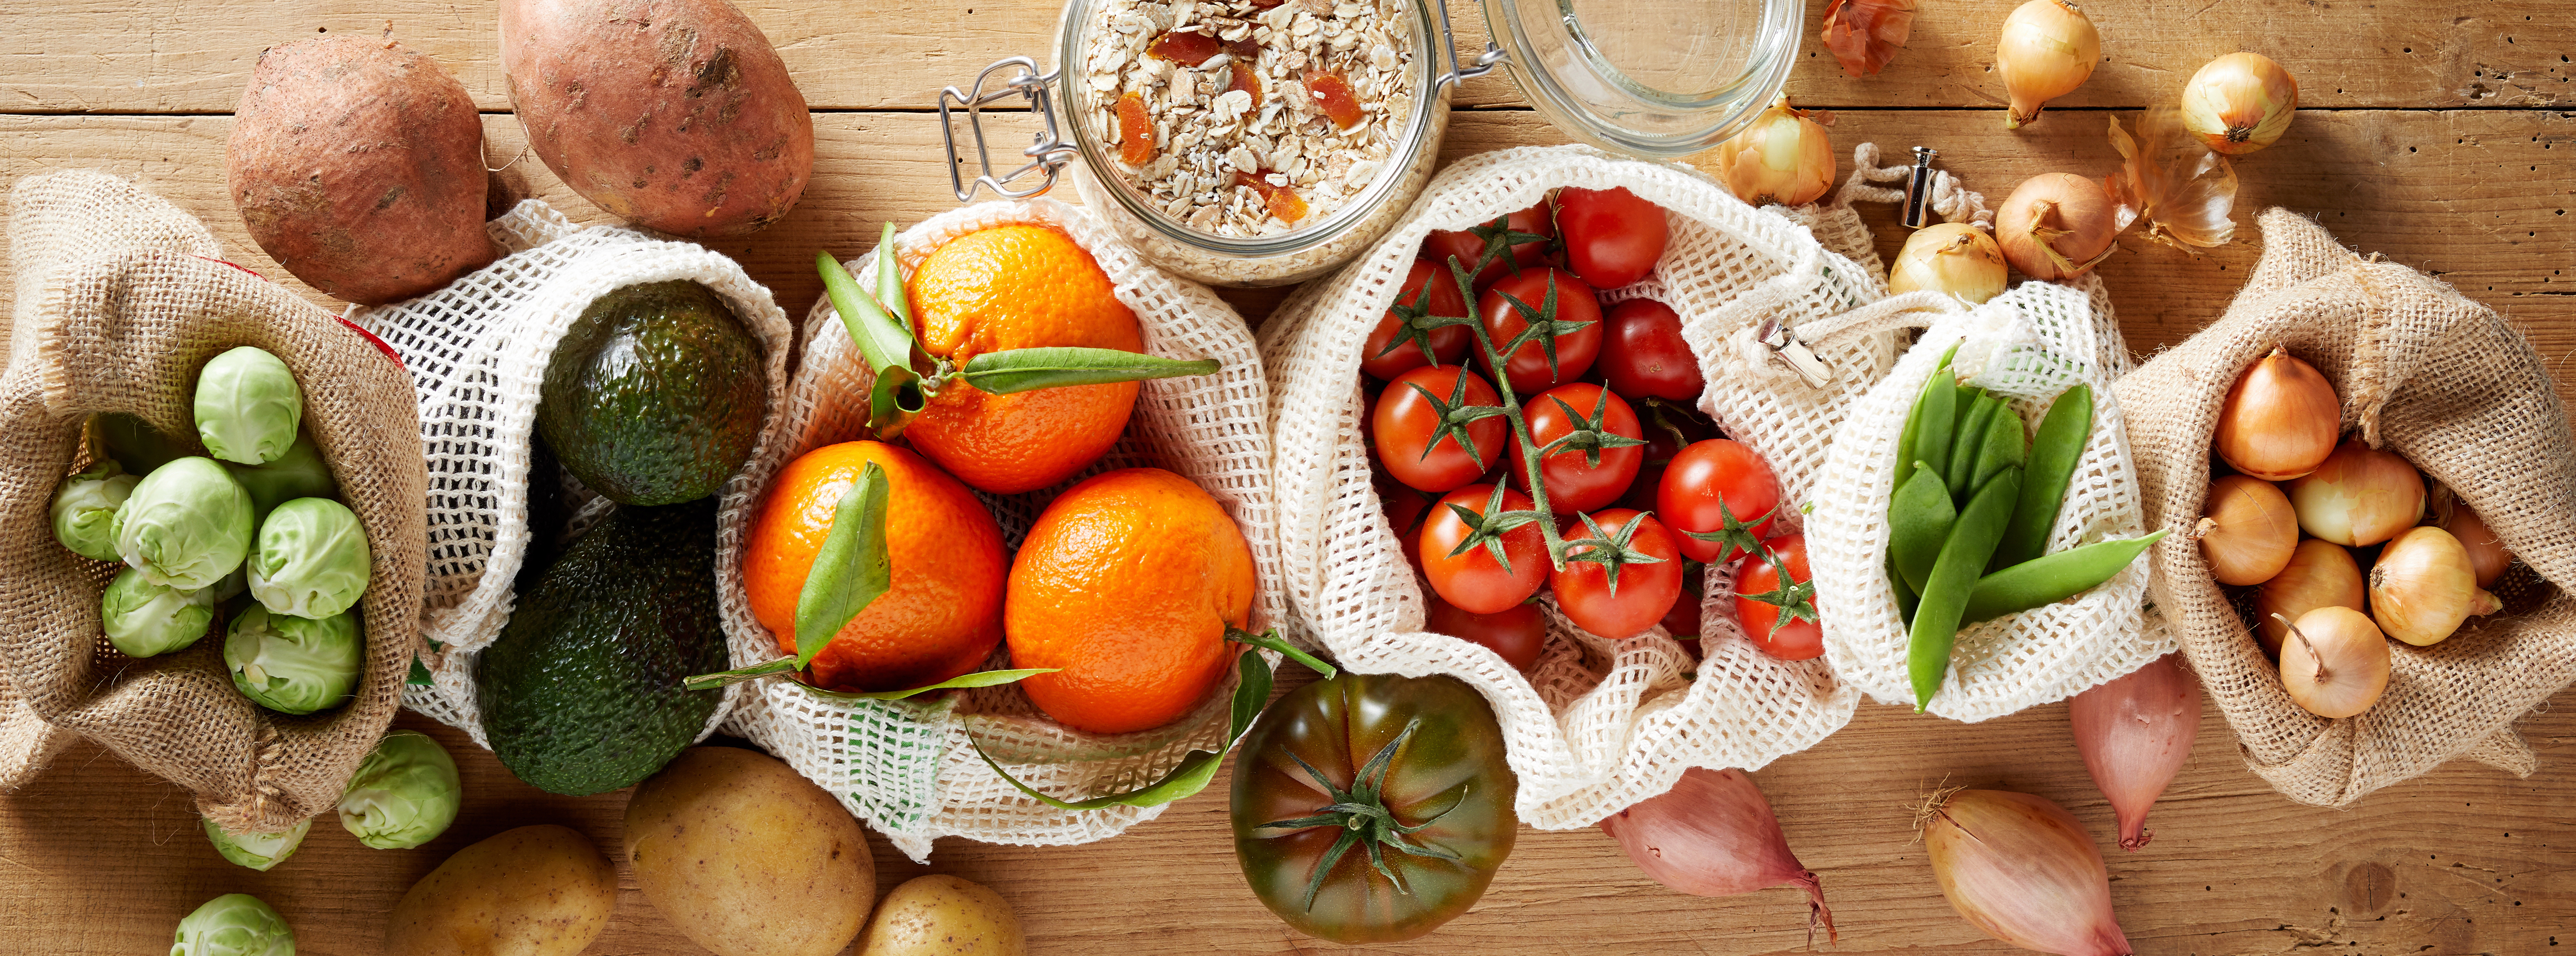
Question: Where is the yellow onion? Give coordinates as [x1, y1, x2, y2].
[1713, 97, 1836, 207]
[2196, 474, 2297, 586]
[1919, 788, 2132, 956]
[1888, 224, 2009, 304]
[2254, 538, 2364, 656]
[2179, 52, 2298, 156]
[2213, 346, 2340, 481]
[2287, 439, 2424, 547]
[2369, 526, 2502, 646]
[2275, 606, 2390, 719]
[2431, 490, 2513, 589]
[1996, 0, 2101, 129]
[1996, 173, 2118, 281]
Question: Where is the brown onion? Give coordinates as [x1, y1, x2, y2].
[1995, 0, 2101, 129]
[2213, 346, 2340, 481]
[1920, 788, 2132, 955]
[2435, 494, 2512, 589]
[2254, 538, 2364, 656]
[2286, 439, 2424, 547]
[2179, 52, 2299, 156]
[1601, 768, 1834, 940]
[2196, 474, 2297, 586]
[2068, 654, 2200, 851]
[1889, 223, 2010, 304]
[2369, 526, 2502, 646]
[1996, 173, 2118, 281]
[2276, 606, 2390, 719]
[1712, 97, 1836, 208]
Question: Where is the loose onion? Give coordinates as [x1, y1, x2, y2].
[2213, 346, 2340, 481]
[2286, 439, 2424, 547]
[1888, 223, 2009, 304]
[2254, 538, 2364, 656]
[2068, 654, 2200, 852]
[2276, 606, 2390, 719]
[1996, 173, 2118, 281]
[2434, 494, 2513, 589]
[1600, 767, 1835, 940]
[1919, 788, 2132, 956]
[2368, 526, 2502, 646]
[2196, 474, 2297, 586]
[1712, 97, 1836, 208]
[2179, 52, 2299, 156]
[1996, 0, 2101, 129]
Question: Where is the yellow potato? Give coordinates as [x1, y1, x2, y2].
[385, 825, 616, 956]
[858, 875, 1028, 956]
[625, 746, 876, 956]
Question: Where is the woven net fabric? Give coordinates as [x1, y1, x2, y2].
[348, 199, 795, 750]
[2115, 209, 2576, 807]
[716, 198, 1280, 862]
[1809, 274, 2171, 721]
[1257, 144, 1965, 830]
[0, 170, 427, 833]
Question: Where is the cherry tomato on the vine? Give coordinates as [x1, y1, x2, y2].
[1598, 299, 1703, 403]
[1549, 508, 1684, 639]
[1422, 200, 1557, 293]
[1421, 484, 1549, 614]
[1555, 186, 1670, 290]
[1373, 365, 1508, 494]
[1658, 438, 1784, 564]
[1507, 383, 1643, 515]
[1477, 268, 1603, 395]
[1424, 593, 1547, 673]
[1734, 533, 1822, 661]
[1359, 259, 1474, 381]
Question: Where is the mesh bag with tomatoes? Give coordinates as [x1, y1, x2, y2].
[1262, 144, 1964, 829]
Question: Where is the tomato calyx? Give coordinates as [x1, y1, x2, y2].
[1373, 272, 1478, 368]
[1737, 543, 1820, 639]
[1677, 499, 1779, 564]
[1404, 374, 1511, 467]
[1536, 388, 1649, 469]
[1459, 213, 1553, 282]
[1440, 484, 1546, 573]
[1256, 718, 1468, 911]
[1561, 511, 1670, 596]
[1484, 270, 1596, 386]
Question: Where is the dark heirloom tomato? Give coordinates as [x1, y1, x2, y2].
[1231, 672, 1518, 944]
[1358, 259, 1474, 380]
[1476, 268, 1603, 395]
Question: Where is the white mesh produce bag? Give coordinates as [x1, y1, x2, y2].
[348, 199, 794, 748]
[718, 198, 1281, 861]
[1807, 274, 2171, 721]
[1260, 144, 1967, 829]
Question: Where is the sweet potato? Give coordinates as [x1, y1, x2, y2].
[228, 35, 495, 305]
[501, 0, 816, 238]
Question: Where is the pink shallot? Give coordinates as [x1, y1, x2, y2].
[1599, 767, 1835, 941]
[2068, 652, 2202, 850]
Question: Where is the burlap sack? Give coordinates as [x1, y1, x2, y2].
[2116, 208, 2576, 807]
[720, 198, 1281, 861]
[346, 199, 794, 750]
[0, 170, 427, 833]
[1259, 144, 1985, 828]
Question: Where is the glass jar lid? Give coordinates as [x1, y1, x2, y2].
[1478, 0, 1805, 157]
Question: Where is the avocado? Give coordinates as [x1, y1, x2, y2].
[538, 280, 764, 506]
[478, 497, 727, 795]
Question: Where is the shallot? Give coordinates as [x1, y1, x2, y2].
[2068, 654, 2200, 851]
[1600, 767, 1835, 941]
[1919, 788, 2132, 955]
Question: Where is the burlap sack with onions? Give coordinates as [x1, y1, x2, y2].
[1260, 144, 1988, 829]
[2116, 208, 2576, 807]
[0, 171, 427, 833]
[718, 198, 1281, 861]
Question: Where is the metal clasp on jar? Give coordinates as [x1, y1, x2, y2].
[939, 56, 1080, 201]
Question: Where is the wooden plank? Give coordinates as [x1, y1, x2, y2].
[4, 0, 2572, 114]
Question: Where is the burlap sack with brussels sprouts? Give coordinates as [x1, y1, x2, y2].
[2117, 208, 2576, 807]
[0, 170, 426, 833]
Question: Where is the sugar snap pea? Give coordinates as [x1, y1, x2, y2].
[1887, 462, 1954, 595]
[1890, 553, 1919, 624]
[1969, 401, 2028, 496]
[1947, 393, 2000, 498]
[1991, 384, 2095, 571]
[1962, 530, 2168, 625]
[1907, 466, 2022, 710]
[1912, 368, 1960, 483]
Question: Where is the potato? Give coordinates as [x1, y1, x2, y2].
[500, 0, 815, 238]
[858, 875, 1028, 956]
[385, 824, 617, 956]
[625, 746, 875, 956]
[228, 34, 495, 305]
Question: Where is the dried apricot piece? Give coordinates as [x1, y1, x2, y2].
[1222, 61, 1263, 107]
[1146, 30, 1222, 66]
[1235, 171, 1308, 223]
[1303, 69, 1365, 130]
[1116, 91, 1155, 166]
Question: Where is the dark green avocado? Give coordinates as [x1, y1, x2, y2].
[538, 280, 764, 506]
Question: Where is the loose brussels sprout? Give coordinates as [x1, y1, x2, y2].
[247, 498, 371, 619]
[202, 815, 311, 872]
[194, 346, 304, 466]
[51, 460, 139, 561]
[338, 730, 462, 850]
[114, 457, 255, 591]
[171, 893, 294, 956]
[90, 412, 190, 474]
[102, 566, 218, 658]
[224, 606, 361, 715]
[223, 433, 335, 519]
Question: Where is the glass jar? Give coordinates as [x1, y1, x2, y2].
[942, 0, 1804, 286]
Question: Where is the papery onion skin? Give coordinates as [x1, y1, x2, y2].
[2069, 653, 2201, 852]
[2287, 439, 2424, 547]
[1713, 99, 1837, 207]
[1921, 789, 2133, 956]
[1600, 767, 1836, 941]
[2369, 526, 2502, 646]
[2214, 346, 2340, 481]
[1822, 0, 1917, 78]
[1996, 0, 2102, 129]
[2278, 606, 2390, 719]
[2180, 52, 2298, 156]
[2198, 474, 2298, 586]
[1996, 173, 2118, 281]
[1889, 223, 2009, 304]
[2255, 537, 2365, 656]
[2438, 500, 2512, 589]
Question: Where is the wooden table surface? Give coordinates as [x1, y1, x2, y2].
[5, 2, 2574, 953]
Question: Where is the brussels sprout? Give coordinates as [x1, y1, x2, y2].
[337, 730, 462, 850]
[223, 606, 361, 715]
[202, 815, 311, 872]
[212, 563, 250, 603]
[223, 434, 335, 519]
[102, 566, 218, 658]
[114, 457, 255, 592]
[247, 498, 371, 619]
[90, 412, 190, 474]
[170, 892, 294, 956]
[194, 346, 304, 466]
[51, 460, 140, 561]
